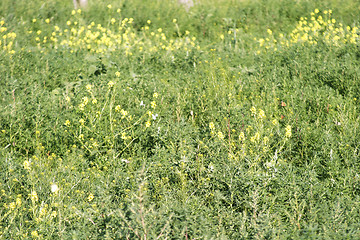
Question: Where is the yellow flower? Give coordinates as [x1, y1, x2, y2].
[108, 81, 115, 88]
[86, 84, 92, 91]
[115, 71, 121, 77]
[51, 211, 57, 218]
[23, 160, 31, 170]
[65, 120, 71, 126]
[153, 92, 159, 98]
[151, 101, 156, 109]
[45, 19, 50, 24]
[82, 96, 89, 105]
[107, 4, 112, 9]
[9, 202, 16, 210]
[209, 122, 215, 130]
[217, 131, 224, 140]
[121, 132, 127, 140]
[239, 132, 245, 141]
[258, 109, 266, 119]
[16, 197, 21, 206]
[120, 109, 128, 117]
[88, 193, 94, 202]
[39, 207, 46, 216]
[254, 132, 260, 141]
[250, 106, 256, 115]
[31, 230, 39, 238]
[145, 121, 151, 128]
[115, 105, 121, 112]
[285, 125, 292, 138]
[79, 119, 85, 125]
[30, 191, 38, 202]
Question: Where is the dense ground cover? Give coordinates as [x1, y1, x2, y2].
[1, 0, 360, 238]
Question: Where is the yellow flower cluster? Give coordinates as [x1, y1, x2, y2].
[257, 9, 359, 51]
[0, 20, 17, 54]
[30, 191, 38, 202]
[87, 193, 94, 202]
[5, 196, 22, 211]
[26, 11, 200, 56]
[285, 125, 292, 138]
[250, 106, 266, 120]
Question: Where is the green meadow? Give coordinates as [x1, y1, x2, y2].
[1, 0, 360, 238]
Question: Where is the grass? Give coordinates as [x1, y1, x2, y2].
[1, 0, 360, 238]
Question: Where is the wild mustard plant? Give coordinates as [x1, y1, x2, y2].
[208, 106, 292, 170]
[61, 76, 162, 167]
[0, 20, 16, 54]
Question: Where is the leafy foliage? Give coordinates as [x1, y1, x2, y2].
[1, 0, 360, 238]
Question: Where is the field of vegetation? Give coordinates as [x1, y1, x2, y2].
[1, 0, 360, 238]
